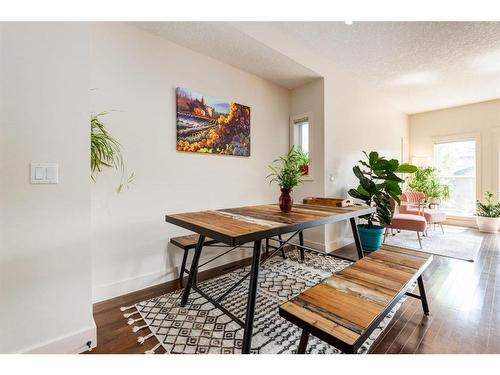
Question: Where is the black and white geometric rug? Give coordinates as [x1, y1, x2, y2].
[121, 249, 405, 354]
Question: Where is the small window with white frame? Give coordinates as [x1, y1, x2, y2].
[290, 114, 312, 179]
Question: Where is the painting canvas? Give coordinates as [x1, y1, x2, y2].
[176, 87, 251, 156]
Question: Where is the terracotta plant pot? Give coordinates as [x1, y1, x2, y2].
[279, 189, 293, 213]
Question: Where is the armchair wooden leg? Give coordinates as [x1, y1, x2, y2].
[383, 228, 388, 243]
[439, 223, 444, 234]
[417, 232, 423, 249]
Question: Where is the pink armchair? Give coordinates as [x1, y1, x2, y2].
[400, 191, 446, 233]
[384, 197, 427, 248]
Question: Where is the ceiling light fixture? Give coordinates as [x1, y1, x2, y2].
[345, 21, 353, 25]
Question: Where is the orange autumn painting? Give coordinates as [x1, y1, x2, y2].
[176, 87, 251, 156]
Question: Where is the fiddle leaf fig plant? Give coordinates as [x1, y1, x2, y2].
[91, 112, 134, 193]
[348, 151, 417, 227]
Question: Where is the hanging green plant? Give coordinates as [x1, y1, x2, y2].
[90, 112, 134, 193]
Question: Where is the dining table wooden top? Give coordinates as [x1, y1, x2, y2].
[165, 203, 375, 246]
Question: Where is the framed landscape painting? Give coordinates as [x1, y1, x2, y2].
[176, 87, 251, 156]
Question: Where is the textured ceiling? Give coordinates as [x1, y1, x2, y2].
[134, 22, 320, 89]
[134, 22, 500, 113]
[270, 22, 500, 113]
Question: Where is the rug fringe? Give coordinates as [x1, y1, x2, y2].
[123, 310, 141, 318]
[138, 333, 154, 344]
[145, 343, 161, 354]
[128, 317, 143, 325]
[133, 324, 148, 333]
[120, 305, 161, 354]
[120, 304, 136, 312]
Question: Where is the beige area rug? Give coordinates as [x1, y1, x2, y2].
[383, 225, 483, 262]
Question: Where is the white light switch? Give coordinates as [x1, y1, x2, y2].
[35, 167, 45, 180]
[31, 163, 59, 184]
[45, 165, 58, 181]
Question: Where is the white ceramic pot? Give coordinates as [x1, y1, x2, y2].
[476, 216, 500, 233]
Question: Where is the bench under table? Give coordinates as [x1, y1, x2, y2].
[279, 244, 433, 354]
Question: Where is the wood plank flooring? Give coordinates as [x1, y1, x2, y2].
[89, 229, 500, 354]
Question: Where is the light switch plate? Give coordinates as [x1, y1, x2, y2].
[30, 163, 58, 184]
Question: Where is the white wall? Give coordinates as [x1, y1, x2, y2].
[0, 23, 95, 353]
[290, 78, 326, 248]
[233, 23, 409, 251]
[324, 70, 409, 249]
[409, 99, 500, 203]
[90, 23, 290, 302]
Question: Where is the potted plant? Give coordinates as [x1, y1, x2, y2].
[348, 151, 417, 251]
[407, 166, 450, 204]
[295, 148, 310, 176]
[267, 147, 306, 213]
[476, 191, 500, 233]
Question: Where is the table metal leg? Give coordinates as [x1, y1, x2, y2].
[241, 239, 262, 354]
[417, 275, 430, 315]
[179, 248, 189, 288]
[297, 330, 309, 354]
[180, 235, 205, 307]
[299, 231, 305, 260]
[279, 235, 286, 259]
[350, 217, 364, 259]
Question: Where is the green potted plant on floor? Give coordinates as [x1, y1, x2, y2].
[267, 147, 306, 213]
[476, 191, 500, 233]
[348, 151, 417, 251]
[407, 166, 450, 204]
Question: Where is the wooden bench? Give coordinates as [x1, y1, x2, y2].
[171, 233, 291, 287]
[170, 234, 217, 287]
[279, 244, 432, 354]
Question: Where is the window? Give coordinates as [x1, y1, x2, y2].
[292, 117, 309, 153]
[433, 139, 477, 215]
[290, 114, 312, 179]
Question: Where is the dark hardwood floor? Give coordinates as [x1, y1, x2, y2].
[89, 230, 500, 354]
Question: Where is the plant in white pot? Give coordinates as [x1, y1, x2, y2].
[476, 191, 500, 233]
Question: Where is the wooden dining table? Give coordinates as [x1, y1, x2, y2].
[165, 203, 375, 353]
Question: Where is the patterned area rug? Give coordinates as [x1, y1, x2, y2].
[122, 249, 405, 354]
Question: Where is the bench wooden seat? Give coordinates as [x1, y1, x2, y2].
[170, 234, 217, 249]
[170, 234, 218, 287]
[279, 244, 433, 354]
